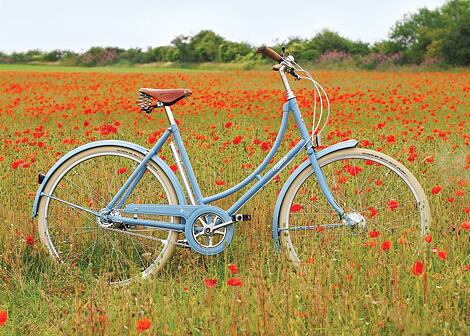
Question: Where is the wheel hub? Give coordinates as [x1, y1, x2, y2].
[97, 209, 121, 228]
[344, 212, 367, 230]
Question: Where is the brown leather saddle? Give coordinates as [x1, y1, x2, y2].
[139, 88, 192, 106]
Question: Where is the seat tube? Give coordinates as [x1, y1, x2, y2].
[170, 123, 204, 204]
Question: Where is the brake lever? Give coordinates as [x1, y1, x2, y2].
[289, 68, 301, 80]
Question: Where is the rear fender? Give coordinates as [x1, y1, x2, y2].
[32, 140, 186, 217]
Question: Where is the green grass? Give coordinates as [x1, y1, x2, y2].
[0, 68, 468, 335]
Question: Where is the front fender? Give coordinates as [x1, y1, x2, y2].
[272, 139, 359, 250]
[32, 140, 186, 217]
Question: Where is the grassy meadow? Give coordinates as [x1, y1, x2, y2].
[0, 65, 468, 335]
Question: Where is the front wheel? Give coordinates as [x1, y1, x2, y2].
[37, 145, 180, 285]
[278, 148, 431, 266]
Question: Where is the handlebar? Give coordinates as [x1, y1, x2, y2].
[256, 45, 283, 63]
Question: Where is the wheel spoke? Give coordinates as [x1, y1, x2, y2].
[39, 148, 178, 284]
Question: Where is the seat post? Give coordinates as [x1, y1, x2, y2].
[164, 106, 176, 125]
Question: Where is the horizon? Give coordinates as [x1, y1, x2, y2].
[0, 0, 445, 53]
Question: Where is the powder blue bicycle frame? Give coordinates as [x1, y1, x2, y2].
[33, 66, 351, 238]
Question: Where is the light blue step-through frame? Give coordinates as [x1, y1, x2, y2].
[33, 71, 359, 253]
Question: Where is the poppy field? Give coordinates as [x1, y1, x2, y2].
[0, 65, 468, 334]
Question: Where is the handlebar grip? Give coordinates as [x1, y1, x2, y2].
[256, 45, 283, 63]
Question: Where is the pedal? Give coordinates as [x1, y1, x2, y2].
[232, 214, 251, 222]
[38, 173, 45, 184]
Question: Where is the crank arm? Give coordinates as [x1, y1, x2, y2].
[210, 220, 235, 232]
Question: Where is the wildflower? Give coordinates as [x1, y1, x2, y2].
[290, 204, 302, 213]
[0, 310, 7, 326]
[437, 250, 447, 261]
[461, 221, 470, 231]
[412, 261, 424, 276]
[204, 278, 217, 288]
[147, 133, 157, 144]
[368, 207, 378, 218]
[224, 122, 232, 128]
[228, 264, 238, 275]
[369, 230, 380, 238]
[136, 318, 151, 333]
[387, 199, 399, 211]
[25, 234, 36, 246]
[424, 234, 432, 243]
[431, 185, 442, 195]
[232, 135, 242, 145]
[98, 314, 107, 324]
[381, 240, 392, 251]
[117, 167, 127, 175]
[215, 180, 224, 186]
[227, 277, 242, 287]
[455, 189, 464, 197]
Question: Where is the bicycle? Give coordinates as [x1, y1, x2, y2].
[32, 46, 431, 284]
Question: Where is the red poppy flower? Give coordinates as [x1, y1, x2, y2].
[147, 133, 157, 144]
[233, 135, 242, 144]
[424, 234, 432, 243]
[228, 264, 238, 275]
[368, 207, 378, 218]
[215, 180, 225, 186]
[290, 204, 302, 212]
[381, 240, 391, 251]
[347, 165, 362, 176]
[437, 250, 447, 261]
[431, 185, 442, 195]
[412, 260, 424, 276]
[315, 226, 325, 233]
[25, 234, 36, 246]
[117, 167, 127, 175]
[227, 277, 242, 287]
[461, 221, 470, 231]
[136, 318, 151, 333]
[387, 199, 399, 211]
[204, 278, 217, 288]
[369, 230, 380, 238]
[0, 310, 7, 326]
[224, 122, 232, 128]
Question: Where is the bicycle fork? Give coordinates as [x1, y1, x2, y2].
[287, 98, 346, 221]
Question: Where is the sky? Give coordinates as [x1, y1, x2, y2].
[0, 0, 446, 53]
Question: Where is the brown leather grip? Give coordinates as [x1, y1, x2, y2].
[256, 45, 282, 63]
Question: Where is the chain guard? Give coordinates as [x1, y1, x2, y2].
[184, 207, 234, 255]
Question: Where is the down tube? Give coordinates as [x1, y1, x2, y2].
[288, 99, 345, 217]
[227, 139, 306, 215]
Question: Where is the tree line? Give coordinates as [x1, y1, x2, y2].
[1, 0, 468, 68]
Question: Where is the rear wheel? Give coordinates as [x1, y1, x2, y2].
[279, 148, 431, 266]
[38, 146, 180, 285]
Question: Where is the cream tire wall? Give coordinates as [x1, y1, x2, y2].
[37, 146, 180, 284]
[278, 148, 431, 266]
